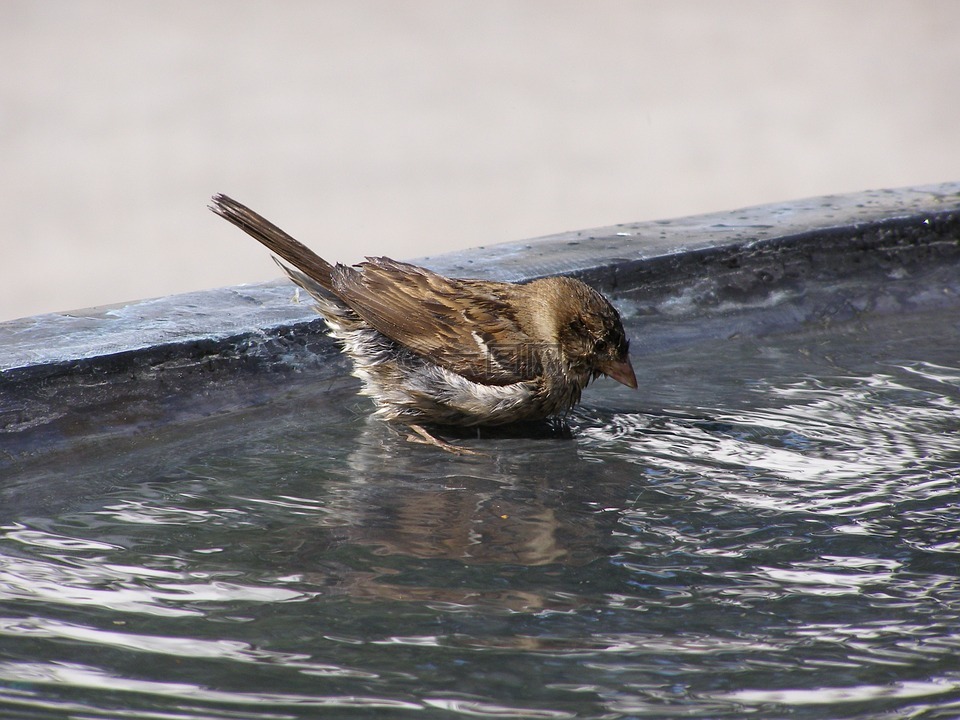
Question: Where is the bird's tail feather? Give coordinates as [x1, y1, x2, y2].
[209, 193, 335, 290]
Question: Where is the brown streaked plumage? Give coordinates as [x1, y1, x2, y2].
[210, 194, 637, 451]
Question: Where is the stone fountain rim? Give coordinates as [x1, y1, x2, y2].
[2, 181, 959, 379]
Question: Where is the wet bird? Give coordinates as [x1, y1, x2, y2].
[210, 194, 637, 452]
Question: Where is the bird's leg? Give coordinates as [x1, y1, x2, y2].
[405, 424, 482, 456]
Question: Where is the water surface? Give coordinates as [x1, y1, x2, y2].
[2, 304, 960, 719]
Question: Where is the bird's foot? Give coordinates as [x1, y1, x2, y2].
[405, 424, 483, 456]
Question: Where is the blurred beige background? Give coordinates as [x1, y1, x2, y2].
[2, 1, 958, 321]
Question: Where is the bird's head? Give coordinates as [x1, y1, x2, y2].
[527, 276, 638, 389]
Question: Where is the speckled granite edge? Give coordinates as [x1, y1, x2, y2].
[3, 182, 959, 379]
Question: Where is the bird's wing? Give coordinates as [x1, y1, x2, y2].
[331, 257, 542, 385]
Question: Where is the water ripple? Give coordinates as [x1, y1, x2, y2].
[0, 552, 309, 618]
[0, 660, 421, 713]
[580, 367, 960, 523]
[719, 675, 960, 706]
[0, 616, 374, 678]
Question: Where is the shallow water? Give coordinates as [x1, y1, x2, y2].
[2, 304, 960, 719]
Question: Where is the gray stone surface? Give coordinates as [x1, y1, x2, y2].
[2, 182, 958, 377]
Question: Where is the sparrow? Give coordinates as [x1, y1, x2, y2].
[210, 194, 637, 452]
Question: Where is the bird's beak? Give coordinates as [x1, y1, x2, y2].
[600, 357, 638, 389]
